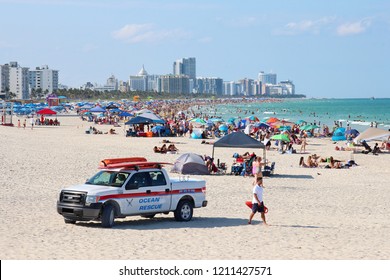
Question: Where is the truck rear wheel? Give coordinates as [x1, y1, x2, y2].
[174, 200, 193, 222]
[101, 204, 115, 228]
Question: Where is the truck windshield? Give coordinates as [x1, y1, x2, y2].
[85, 171, 129, 187]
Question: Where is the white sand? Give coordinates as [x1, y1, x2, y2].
[1, 113, 389, 260]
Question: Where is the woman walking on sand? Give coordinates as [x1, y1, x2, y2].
[300, 136, 307, 153]
[248, 176, 268, 225]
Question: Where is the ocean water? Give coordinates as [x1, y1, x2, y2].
[201, 98, 390, 130]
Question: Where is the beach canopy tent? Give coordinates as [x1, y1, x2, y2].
[171, 153, 209, 175]
[36, 108, 57, 115]
[332, 127, 347, 141]
[138, 112, 165, 123]
[353, 127, 390, 143]
[211, 131, 266, 160]
[89, 106, 106, 113]
[118, 111, 134, 117]
[125, 116, 163, 125]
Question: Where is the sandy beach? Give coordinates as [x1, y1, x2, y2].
[0, 113, 389, 260]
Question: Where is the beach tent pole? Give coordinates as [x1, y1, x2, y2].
[212, 145, 215, 159]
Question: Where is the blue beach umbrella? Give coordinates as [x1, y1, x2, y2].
[345, 129, 359, 137]
[190, 118, 207, 125]
[219, 124, 228, 132]
[118, 111, 134, 117]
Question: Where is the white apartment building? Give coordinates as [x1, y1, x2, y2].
[258, 71, 277, 85]
[129, 65, 148, 92]
[29, 65, 59, 95]
[8, 62, 30, 99]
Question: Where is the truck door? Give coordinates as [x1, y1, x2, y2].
[122, 170, 171, 215]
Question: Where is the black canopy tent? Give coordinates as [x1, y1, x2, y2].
[212, 131, 266, 162]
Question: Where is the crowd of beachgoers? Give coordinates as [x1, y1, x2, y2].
[2, 97, 390, 260]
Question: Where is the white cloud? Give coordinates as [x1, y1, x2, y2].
[336, 19, 371, 36]
[112, 23, 190, 44]
[276, 17, 336, 35]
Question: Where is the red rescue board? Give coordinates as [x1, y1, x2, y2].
[100, 157, 147, 167]
[99, 161, 172, 170]
[245, 200, 268, 213]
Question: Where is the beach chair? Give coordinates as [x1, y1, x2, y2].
[361, 141, 372, 154]
[216, 159, 227, 174]
[262, 162, 275, 177]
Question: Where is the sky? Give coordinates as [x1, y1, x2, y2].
[1, 0, 389, 98]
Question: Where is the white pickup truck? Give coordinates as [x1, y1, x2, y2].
[57, 158, 207, 228]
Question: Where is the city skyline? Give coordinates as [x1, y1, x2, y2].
[1, 0, 389, 98]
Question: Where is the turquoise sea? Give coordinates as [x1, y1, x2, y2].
[199, 98, 390, 131]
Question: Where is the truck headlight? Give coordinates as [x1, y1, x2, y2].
[85, 195, 100, 206]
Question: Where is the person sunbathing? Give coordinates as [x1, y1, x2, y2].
[153, 146, 162, 153]
[299, 156, 309, 167]
[160, 144, 167, 153]
[167, 144, 178, 153]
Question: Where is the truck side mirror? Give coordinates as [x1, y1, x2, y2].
[125, 183, 139, 190]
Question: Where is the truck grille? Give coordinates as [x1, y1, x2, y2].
[60, 191, 87, 205]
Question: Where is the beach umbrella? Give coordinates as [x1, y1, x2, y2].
[271, 134, 290, 142]
[345, 129, 359, 137]
[295, 119, 306, 125]
[189, 118, 207, 125]
[36, 108, 57, 115]
[266, 117, 279, 123]
[300, 125, 310, 130]
[219, 124, 228, 132]
[254, 122, 270, 129]
[302, 125, 319, 131]
[106, 104, 119, 109]
[245, 115, 259, 122]
[279, 126, 291, 131]
[210, 118, 225, 123]
[118, 111, 134, 117]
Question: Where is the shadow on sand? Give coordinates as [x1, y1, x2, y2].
[75, 216, 249, 230]
[272, 174, 314, 179]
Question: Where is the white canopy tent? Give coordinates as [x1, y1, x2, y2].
[353, 127, 390, 143]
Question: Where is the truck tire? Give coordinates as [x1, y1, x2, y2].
[64, 218, 76, 224]
[101, 204, 115, 228]
[174, 200, 193, 222]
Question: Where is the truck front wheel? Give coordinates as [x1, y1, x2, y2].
[174, 200, 193, 222]
[101, 204, 115, 228]
[64, 218, 76, 224]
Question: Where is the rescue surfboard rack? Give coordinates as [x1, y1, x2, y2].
[98, 157, 172, 170]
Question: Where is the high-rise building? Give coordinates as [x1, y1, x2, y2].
[129, 65, 148, 92]
[196, 77, 223, 95]
[160, 75, 190, 94]
[8, 62, 30, 99]
[29, 65, 59, 95]
[223, 81, 239, 96]
[258, 71, 277, 85]
[237, 78, 254, 95]
[0, 64, 10, 94]
[173, 57, 196, 87]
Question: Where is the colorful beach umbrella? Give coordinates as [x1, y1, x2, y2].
[190, 118, 207, 124]
[245, 115, 259, 122]
[302, 125, 319, 131]
[271, 134, 290, 142]
[266, 117, 279, 123]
